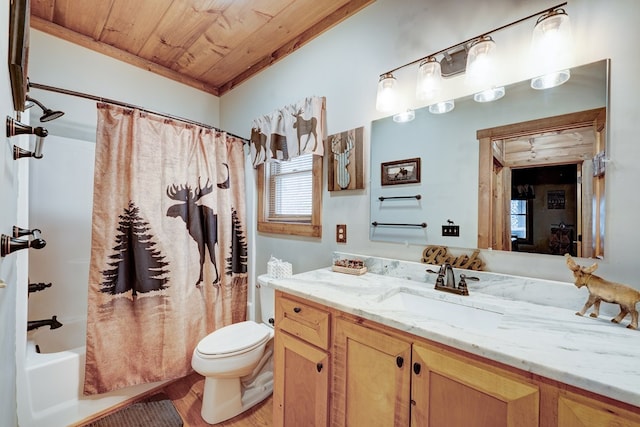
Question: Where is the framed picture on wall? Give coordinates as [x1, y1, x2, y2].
[547, 190, 565, 209]
[381, 158, 421, 186]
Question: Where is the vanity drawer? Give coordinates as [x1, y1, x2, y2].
[276, 293, 330, 350]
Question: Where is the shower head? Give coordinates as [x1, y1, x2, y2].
[26, 96, 65, 122]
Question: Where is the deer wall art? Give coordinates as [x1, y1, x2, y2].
[292, 108, 318, 152]
[331, 132, 354, 189]
[250, 128, 289, 164]
[565, 254, 640, 329]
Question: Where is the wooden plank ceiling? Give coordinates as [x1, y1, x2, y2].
[30, 0, 374, 96]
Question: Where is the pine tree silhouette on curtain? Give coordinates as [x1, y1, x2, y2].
[100, 201, 170, 296]
[226, 208, 248, 275]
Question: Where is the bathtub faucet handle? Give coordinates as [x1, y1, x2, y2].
[13, 226, 41, 238]
[1, 232, 47, 257]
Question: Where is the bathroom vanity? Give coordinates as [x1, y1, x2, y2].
[262, 254, 640, 427]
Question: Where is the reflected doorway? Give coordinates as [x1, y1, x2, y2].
[477, 108, 606, 258]
[510, 164, 578, 256]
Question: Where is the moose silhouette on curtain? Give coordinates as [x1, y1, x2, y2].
[166, 163, 232, 287]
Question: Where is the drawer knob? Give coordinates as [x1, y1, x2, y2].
[316, 362, 323, 372]
[293, 307, 302, 313]
[396, 356, 404, 368]
[413, 362, 421, 375]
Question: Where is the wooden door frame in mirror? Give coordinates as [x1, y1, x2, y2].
[476, 107, 606, 255]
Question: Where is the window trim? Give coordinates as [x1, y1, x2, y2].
[257, 154, 322, 237]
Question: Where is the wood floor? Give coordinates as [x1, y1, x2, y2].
[163, 372, 273, 427]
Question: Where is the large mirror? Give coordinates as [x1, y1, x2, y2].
[370, 59, 608, 258]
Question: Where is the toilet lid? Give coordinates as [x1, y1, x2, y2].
[196, 321, 271, 356]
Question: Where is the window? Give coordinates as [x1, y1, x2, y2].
[257, 153, 322, 237]
[510, 199, 532, 243]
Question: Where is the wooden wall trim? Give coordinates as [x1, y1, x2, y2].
[476, 108, 606, 140]
[477, 137, 493, 249]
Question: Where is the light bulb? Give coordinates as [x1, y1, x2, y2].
[376, 73, 398, 112]
[465, 36, 497, 89]
[416, 57, 442, 102]
[530, 9, 573, 84]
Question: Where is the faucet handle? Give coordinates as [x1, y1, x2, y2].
[457, 278, 468, 295]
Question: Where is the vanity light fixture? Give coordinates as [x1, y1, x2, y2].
[530, 8, 573, 90]
[374, 2, 570, 114]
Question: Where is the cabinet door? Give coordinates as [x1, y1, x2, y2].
[558, 391, 640, 427]
[274, 331, 329, 427]
[412, 343, 539, 427]
[333, 319, 412, 427]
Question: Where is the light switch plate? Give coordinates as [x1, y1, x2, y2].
[336, 224, 347, 243]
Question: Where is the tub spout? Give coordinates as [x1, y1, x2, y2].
[28, 315, 63, 331]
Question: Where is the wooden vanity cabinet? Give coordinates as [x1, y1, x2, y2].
[332, 318, 412, 426]
[273, 292, 330, 426]
[556, 390, 640, 427]
[411, 343, 539, 427]
[273, 292, 639, 427]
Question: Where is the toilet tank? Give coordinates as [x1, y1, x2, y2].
[257, 277, 275, 326]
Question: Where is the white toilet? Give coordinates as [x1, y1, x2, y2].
[191, 282, 275, 424]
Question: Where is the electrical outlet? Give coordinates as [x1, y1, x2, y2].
[442, 225, 460, 237]
[336, 224, 347, 243]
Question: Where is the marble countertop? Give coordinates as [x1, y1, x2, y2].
[260, 254, 640, 408]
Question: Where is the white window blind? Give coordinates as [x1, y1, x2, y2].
[267, 154, 313, 222]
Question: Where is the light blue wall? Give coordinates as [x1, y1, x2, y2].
[221, 0, 640, 286]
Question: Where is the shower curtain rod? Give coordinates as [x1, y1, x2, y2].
[28, 81, 250, 143]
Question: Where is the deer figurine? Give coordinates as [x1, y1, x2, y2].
[565, 254, 640, 329]
[292, 108, 318, 153]
[166, 179, 219, 286]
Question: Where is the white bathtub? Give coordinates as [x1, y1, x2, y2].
[19, 317, 168, 427]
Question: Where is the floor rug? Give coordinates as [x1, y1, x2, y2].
[85, 393, 183, 427]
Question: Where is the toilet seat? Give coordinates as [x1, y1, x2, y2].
[196, 321, 271, 359]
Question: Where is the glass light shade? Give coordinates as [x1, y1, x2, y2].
[376, 73, 398, 112]
[428, 99, 455, 114]
[530, 9, 573, 78]
[416, 57, 443, 101]
[393, 109, 415, 123]
[474, 86, 505, 103]
[465, 36, 497, 89]
[531, 69, 571, 90]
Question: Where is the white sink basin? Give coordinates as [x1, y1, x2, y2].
[376, 288, 504, 332]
